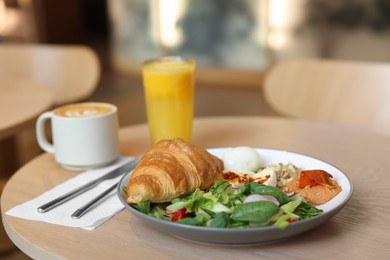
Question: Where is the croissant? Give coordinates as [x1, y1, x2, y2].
[126, 138, 224, 204]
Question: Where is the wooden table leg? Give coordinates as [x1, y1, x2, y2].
[0, 137, 19, 179]
[0, 137, 19, 253]
[0, 195, 16, 254]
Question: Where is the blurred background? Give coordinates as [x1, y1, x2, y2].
[1, 0, 390, 258]
[2, 0, 390, 126]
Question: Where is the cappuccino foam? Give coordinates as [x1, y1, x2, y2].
[55, 103, 114, 118]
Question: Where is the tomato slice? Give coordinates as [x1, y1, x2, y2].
[171, 208, 191, 222]
[299, 170, 335, 189]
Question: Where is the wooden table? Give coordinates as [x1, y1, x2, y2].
[0, 79, 53, 177]
[2, 117, 390, 259]
[0, 79, 53, 253]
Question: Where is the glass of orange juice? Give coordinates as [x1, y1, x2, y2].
[142, 56, 195, 144]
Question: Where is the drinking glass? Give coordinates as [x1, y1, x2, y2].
[142, 56, 195, 144]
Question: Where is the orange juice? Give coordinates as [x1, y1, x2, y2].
[142, 57, 195, 144]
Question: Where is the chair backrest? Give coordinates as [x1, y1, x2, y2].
[263, 58, 390, 136]
[0, 44, 100, 105]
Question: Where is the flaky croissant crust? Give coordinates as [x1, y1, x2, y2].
[126, 138, 223, 203]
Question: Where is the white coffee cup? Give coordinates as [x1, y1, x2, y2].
[36, 102, 120, 171]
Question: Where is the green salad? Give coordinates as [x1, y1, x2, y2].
[130, 179, 323, 230]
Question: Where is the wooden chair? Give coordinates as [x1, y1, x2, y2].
[0, 43, 100, 254]
[263, 58, 390, 136]
[0, 43, 101, 175]
[0, 43, 100, 105]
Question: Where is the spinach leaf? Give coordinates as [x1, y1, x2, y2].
[208, 212, 229, 228]
[176, 217, 200, 226]
[177, 212, 207, 226]
[246, 183, 291, 205]
[295, 201, 323, 219]
[231, 201, 278, 223]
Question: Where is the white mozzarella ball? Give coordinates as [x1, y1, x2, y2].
[222, 147, 261, 172]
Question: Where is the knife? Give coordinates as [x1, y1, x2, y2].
[37, 157, 140, 213]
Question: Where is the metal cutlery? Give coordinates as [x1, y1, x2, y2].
[37, 156, 140, 213]
[71, 182, 119, 219]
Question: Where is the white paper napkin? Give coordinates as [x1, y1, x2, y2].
[6, 156, 133, 231]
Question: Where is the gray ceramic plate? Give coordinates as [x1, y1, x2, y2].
[117, 148, 353, 244]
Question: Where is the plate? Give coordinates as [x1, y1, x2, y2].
[117, 148, 353, 244]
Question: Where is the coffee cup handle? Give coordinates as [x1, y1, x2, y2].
[36, 111, 55, 154]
